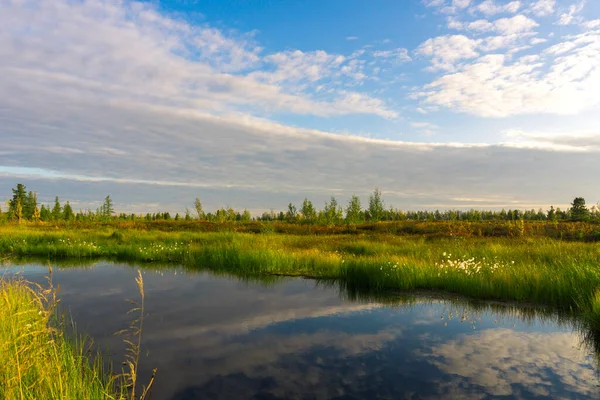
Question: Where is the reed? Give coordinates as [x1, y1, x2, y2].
[0, 267, 153, 400]
[1, 225, 600, 321]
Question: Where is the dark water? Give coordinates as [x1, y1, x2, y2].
[4, 262, 600, 399]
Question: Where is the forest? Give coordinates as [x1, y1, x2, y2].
[3, 183, 599, 225]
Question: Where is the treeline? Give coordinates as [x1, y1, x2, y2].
[2, 184, 599, 224]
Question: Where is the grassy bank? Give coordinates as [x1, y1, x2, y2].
[0, 275, 126, 399]
[1, 224, 600, 324]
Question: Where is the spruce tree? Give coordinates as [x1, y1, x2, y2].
[102, 196, 114, 217]
[63, 201, 74, 221]
[23, 191, 37, 220]
[40, 204, 51, 221]
[51, 197, 62, 221]
[9, 184, 27, 219]
[570, 197, 590, 222]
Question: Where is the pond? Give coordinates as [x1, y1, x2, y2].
[4, 262, 600, 399]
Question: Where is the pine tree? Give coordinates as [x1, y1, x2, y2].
[9, 184, 27, 219]
[63, 201, 74, 221]
[23, 191, 37, 220]
[101, 196, 114, 217]
[51, 197, 62, 221]
[570, 197, 590, 222]
[40, 204, 51, 221]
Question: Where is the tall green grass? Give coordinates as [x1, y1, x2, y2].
[1, 225, 600, 324]
[0, 267, 154, 400]
[0, 276, 125, 399]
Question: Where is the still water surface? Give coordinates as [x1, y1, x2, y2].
[5, 262, 600, 399]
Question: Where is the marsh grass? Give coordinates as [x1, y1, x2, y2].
[2, 225, 600, 325]
[0, 271, 123, 399]
[0, 266, 154, 400]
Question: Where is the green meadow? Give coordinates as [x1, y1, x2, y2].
[2, 220, 600, 397]
[1, 222, 599, 316]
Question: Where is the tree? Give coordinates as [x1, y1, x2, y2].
[570, 197, 590, 222]
[547, 206, 557, 222]
[194, 197, 205, 220]
[101, 196, 114, 217]
[40, 204, 51, 221]
[241, 209, 252, 222]
[368, 188, 385, 222]
[51, 196, 62, 221]
[32, 202, 41, 222]
[286, 203, 297, 222]
[323, 196, 343, 225]
[300, 198, 317, 224]
[63, 201, 74, 221]
[345, 194, 363, 224]
[9, 184, 27, 219]
[15, 199, 23, 223]
[21, 191, 37, 220]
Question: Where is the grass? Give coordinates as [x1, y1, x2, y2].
[1, 223, 600, 325]
[0, 266, 153, 400]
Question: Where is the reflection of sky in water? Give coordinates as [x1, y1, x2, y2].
[4, 263, 599, 399]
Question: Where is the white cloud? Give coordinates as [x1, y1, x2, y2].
[424, 0, 447, 7]
[417, 29, 600, 118]
[440, 5, 458, 14]
[530, 0, 556, 17]
[423, 329, 598, 398]
[530, 37, 548, 45]
[418, 15, 539, 70]
[583, 19, 600, 29]
[558, 1, 586, 25]
[411, 121, 440, 129]
[0, 0, 397, 120]
[475, 0, 522, 16]
[464, 15, 538, 35]
[3, 82, 600, 212]
[252, 50, 355, 86]
[346, 36, 358, 40]
[415, 35, 480, 70]
[447, 17, 465, 29]
[503, 129, 600, 151]
[453, 0, 472, 8]
[492, 14, 539, 34]
[372, 48, 412, 63]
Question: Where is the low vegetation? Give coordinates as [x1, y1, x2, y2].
[2, 225, 600, 322]
[3, 182, 600, 389]
[0, 268, 153, 400]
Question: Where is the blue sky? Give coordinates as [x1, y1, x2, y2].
[1, 0, 600, 213]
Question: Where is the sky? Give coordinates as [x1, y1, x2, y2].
[1, 0, 600, 214]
